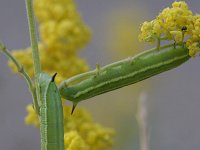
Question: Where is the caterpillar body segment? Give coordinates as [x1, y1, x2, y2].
[39, 73, 64, 150]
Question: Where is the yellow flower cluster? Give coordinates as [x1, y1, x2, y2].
[186, 15, 200, 57]
[139, 1, 200, 57]
[139, 1, 193, 43]
[25, 104, 115, 150]
[34, 0, 90, 52]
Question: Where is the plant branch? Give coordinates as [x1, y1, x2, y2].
[0, 42, 39, 114]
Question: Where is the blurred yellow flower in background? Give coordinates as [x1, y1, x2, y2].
[34, 0, 90, 52]
[64, 131, 89, 150]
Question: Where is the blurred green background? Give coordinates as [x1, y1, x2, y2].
[0, 0, 200, 149]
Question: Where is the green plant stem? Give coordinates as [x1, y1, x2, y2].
[0, 42, 39, 114]
[156, 38, 160, 50]
[25, 0, 41, 76]
[25, 0, 41, 112]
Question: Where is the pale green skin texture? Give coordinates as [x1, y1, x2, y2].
[39, 73, 64, 150]
[59, 45, 190, 103]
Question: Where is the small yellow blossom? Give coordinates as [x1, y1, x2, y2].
[25, 104, 40, 127]
[139, 1, 200, 57]
[170, 31, 183, 43]
[64, 131, 89, 150]
[186, 15, 200, 57]
[186, 40, 200, 57]
[139, 21, 157, 43]
[172, 1, 188, 9]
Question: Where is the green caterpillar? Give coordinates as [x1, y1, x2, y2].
[39, 73, 64, 150]
[59, 44, 190, 109]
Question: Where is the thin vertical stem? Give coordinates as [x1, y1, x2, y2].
[137, 92, 149, 150]
[25, 0, 41, 77]
[156, 38, 160, 50]
[25, 0, 41, 111]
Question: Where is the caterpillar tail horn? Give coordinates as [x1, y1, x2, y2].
[71, 103, 77, 115]
[51, 73, 57, 82]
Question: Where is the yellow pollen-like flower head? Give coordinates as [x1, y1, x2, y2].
[64, 131, 89, 150]
[170, 31, 183, 43]
[34, 0, 91, 52]
[139, 1, 200, 57]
